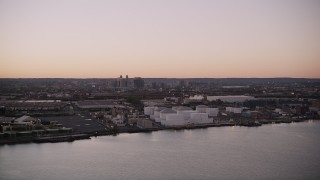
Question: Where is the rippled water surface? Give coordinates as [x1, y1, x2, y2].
[1, 121, 320, 179]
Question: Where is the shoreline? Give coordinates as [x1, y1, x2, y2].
[1, 119, 319, 145]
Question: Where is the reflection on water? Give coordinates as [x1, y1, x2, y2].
[1, 121, 320, 180]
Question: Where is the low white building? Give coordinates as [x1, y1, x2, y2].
[189, 95, 204, 100]
[196, 105, 208, 113]
[206, 108, 219, 117]
[111, 114, 125, 127]
[144, 106, 155, 115]
[226, 107, 243, 114]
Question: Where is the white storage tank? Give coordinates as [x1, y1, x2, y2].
[166, 120, 185, 126]
[149, 107, 155, 115]
[166, 114, 183, 120]
[163, 114, 185, 126]
[160, 119, 167, 125]
[154, 107, 166, 118]
[177, 110, 196, 120]
[160, 108, 177, 119]
[144, 107, 149, 115]
[155, 117, 162, 122]
[190, 113, 209, 124]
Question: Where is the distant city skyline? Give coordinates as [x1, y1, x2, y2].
[1, 0, 320, 78]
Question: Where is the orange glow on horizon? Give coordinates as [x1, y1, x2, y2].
[1, 0, 319, 78]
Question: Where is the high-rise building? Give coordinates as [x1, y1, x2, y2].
[133, 77, 144, 89]
[116, 75, 129, 88]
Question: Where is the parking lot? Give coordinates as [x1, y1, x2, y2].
[39, 115, 107, 133]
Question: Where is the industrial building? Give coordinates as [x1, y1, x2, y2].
[0, 100, 70, 116]
[144, 105, 216, 127]
[115, 75, 129, 88]
[75, 100, 124, 110]
[207, 95, 255, 103]
[133, 77, 144, 89]
[0, 115, 73, 138]
[226, 107, 243, 114]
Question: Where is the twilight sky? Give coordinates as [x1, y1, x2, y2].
[1, 0, 319, 78]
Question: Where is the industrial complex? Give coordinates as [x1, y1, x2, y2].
[1, 77, 320, 144]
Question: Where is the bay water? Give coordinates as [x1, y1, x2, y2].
[1, 121, 319, 179]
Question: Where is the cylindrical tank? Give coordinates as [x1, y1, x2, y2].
[149, 107, 155, 115]
[177, 110, 196, 120]
[166, 114, 184, 121]
[144, 107, 152, 115]
[163, 114, 185, 126]
[160, 108, 177, 119]
[155, 117, 162, 122]
[154, 107, 166, 118]
[190, 113, 209, 124]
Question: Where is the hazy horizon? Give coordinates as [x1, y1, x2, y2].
[1, 0, 320, 78]
[0, 76, 320, 79]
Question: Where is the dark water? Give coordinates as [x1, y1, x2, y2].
[1, 121, 320, 180]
